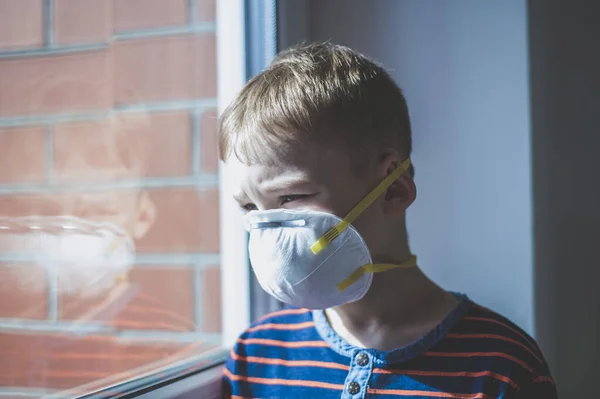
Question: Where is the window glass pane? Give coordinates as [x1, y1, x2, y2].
[0, 0, 222, 397]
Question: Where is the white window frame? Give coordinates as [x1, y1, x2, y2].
[217, 0, 252, 349]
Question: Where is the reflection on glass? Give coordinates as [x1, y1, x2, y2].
[0, 215, 135, 299]
[0, 1, 220, 396]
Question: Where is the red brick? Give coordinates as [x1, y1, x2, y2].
[196, 35, 217, 97]
[124, 267, 195, 330]
[114, 34, 217, 104]
[59, 266, 196, 332]
[0, 332, 201, 390]
[196, 0, 216, 22]
[0, 127, 46, 183]
[201, 266, 221, 333]
[114, 0, 188, 31]
[138, 188, 219, 252]
[0, 0, 44, 50]
[0, 50, 113, 116]
[54, 0, 112, 45]
[0, 191, 139, 229]
[200, 109, 219, 173]
[53, 111, 192, 181]
[0, 263, 48, 319]
[0, 194, 62, 218]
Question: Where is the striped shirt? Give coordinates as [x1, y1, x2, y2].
[223, 294, 557, 398]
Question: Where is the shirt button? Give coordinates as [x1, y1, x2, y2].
[355, 351, 370, 367]
[347, 381, 361, 395]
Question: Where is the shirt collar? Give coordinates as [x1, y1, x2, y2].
[312, 292, 472, 365]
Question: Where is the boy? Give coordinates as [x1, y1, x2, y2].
[220, 43, 556, 398]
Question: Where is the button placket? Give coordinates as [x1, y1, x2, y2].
[340, 351, 373, 398]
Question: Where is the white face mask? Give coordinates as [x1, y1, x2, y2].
[0, 215, 134, 298]
[243, 158, 417, 309]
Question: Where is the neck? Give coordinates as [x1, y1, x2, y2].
[336, 260, 444, 325]
[325, 248, 457, 350]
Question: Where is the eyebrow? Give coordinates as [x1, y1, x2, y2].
[231, 174, 316, 205]
[260, 178, 315, 193]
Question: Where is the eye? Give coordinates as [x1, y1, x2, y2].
[240, 203, 258, 212]
[280, 194, 310, 205]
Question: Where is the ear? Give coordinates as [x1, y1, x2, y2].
[132, 191, 157, 240]
[380, 153, 416, 215]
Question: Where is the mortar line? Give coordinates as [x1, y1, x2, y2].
[188, 0, 198, 25]
[44, 0, 55, 47]
[194, 264, 204, 332]
[191, 109, 202, 175]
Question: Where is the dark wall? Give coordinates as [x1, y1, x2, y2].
[529, 0, 600, 396]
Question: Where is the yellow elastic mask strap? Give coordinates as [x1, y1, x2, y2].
[336, 255, 418, 291]
[311, 158, 412, 255]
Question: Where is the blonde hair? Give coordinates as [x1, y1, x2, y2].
[219, 42, 413, 175]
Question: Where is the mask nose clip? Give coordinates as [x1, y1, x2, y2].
[250, 219, 307, 230]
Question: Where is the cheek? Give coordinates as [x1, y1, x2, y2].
[350, 206, 389, 256]
[301, 192, 346, 216]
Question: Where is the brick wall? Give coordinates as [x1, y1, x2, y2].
[0, 0, 220, 394]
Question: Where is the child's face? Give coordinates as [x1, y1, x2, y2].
[230, 140, 405, 259]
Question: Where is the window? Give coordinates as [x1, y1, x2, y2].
[0, 0, 250, 397]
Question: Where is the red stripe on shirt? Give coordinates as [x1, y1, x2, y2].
[230, 351, 349, 371]
[533, 375, 555, 384]
[423, 351, 534, 373]
[373, 368, 519, 390]
[237, 337, 329, 348]
[223, 368, 344, 390]
[463, 316, 543, 358]
[368, 388, 492, 398]
[246, 321, 315, 332]
[255, 308, 310, 322]
[446, 333, 543, 363]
